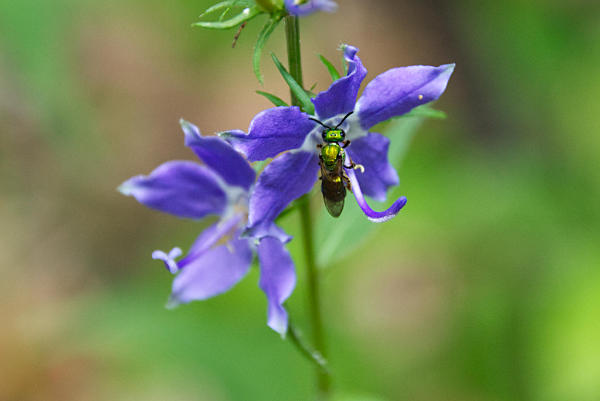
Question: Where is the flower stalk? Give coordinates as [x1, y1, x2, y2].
[284, 15, 304, 105]
[284, 15, 331, 400]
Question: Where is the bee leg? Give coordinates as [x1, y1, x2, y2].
[344, 157, 365, 173]
[316, 144, 323, 150]
[343, 174, 352, 191]
[318, 156, 324, 180]
[341, 140, 351, 148]
[343, 154, 354, 169]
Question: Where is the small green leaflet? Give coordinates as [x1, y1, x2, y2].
[256, 90, 289, 107]
[198, 0, 253, 18]
[253, 15, 282, 84]
[271, 53, 315, 114]
[305, 82, 318, 97]
[318, 54, 341, 81]
[194, 5, 261, 30]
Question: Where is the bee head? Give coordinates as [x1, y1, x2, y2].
[310, 111, 352, 142]
[322, 129, 345, 143]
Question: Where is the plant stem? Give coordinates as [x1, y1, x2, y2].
[299, 198, 331, 400]
[284, 16, 304, 105]
[284, 15, 331, 400]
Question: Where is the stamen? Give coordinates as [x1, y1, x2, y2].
[353, 163, 365, 173]
[418, 94, 424, 100]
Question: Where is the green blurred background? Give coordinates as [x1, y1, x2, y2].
[1, 0, 599, 400]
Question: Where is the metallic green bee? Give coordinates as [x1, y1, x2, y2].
[309, 112, 361, 217]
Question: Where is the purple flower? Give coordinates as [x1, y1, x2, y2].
[222, 45, 454, 238]
[119, 120, 295, 335]
[284, 0, 338, 16]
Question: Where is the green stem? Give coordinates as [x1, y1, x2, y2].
[284, 15, 304, 106]
[284, 15, 331, 400]
[299, 198, 331, 400]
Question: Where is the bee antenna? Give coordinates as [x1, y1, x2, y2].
[334, 111, 354, 129]
[308, 117, 332, 130]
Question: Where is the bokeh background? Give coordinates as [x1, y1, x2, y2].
[2, 0, 600, 400]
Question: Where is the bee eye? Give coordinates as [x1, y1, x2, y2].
[341, 131, 346, 139]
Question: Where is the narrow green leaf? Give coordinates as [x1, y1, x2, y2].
[305, 83, 317, 97]
[199, 0, 252, 18]
[318, 54, 341, 81]
[194, 6, 261, 30]
[253, 16, 282, 84]
[270, 52, 315, 114]
[256, 90, 289, 107]
[401, 104, 447, 119]
[219, 6, 234, 21]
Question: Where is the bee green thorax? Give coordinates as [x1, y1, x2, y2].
[321, 143, 345, 170]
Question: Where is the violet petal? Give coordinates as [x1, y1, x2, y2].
[119, 161, 226, 219]
[284, 0, 338, 16]
[221, 107, 316, 162]
[169, 236, 253, 305]
[152, 213, 244, 276]
[257, 236, 296, 335]
[313, 45, 367, 120]
[356, 64, 455, 130]
[180, 213, 244, 265]
[247, 150, 319, 239]
[180, 120, 255, 190]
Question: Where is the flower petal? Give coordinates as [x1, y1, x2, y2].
[247, 150, 319, 239]
[284, 0, 338, 16]
[312, 45, 367, 121]
[345, 167, 407, 222]
[119, 161, 226, 219]
[356, 63, 455, 130]
[182, 213, 244, 263]
[346, 132, 399, 201]
[152, 213, 244, 275]
[169, 236, 253, 305]
[221, 107, 316, 162]
[257, 237, 296, 335]
[180, 120, 255, 190]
